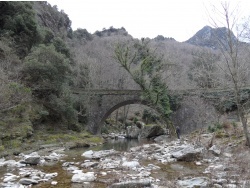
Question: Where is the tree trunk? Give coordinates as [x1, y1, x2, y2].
[123, 105, 130, 125]
[115, 109, 119, 125]
[239, 108, 250, 146]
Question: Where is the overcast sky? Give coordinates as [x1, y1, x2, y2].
[47, 0, 250, 42]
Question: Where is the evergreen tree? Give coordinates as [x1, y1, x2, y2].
[0, 2, 41, 57]
[114, 39, 172, 126]
[22, 44, 77, 124]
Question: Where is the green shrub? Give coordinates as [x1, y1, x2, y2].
[101, 126, 109, 134]
[3, 139, 22, 149]
[53, 37, 70, 58]
[142, 109, 159, 123]
[232, 121, 237, 128]
[208, 123, 223, 133]
[68, 123, 82, 132]
[133, 117, 138, 123]
[215, 130, 229, 138]
[85, 136, 103, 144]
[222, 121, 231, 129]
[0, 145, 5, 152]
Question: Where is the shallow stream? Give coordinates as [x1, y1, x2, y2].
[36, 138, 154, 188]
[1, 138, 208, 187]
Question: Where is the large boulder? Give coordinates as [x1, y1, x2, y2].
[171, 145, 203, 162]
[154, 135, 171, 142]
[140, 124, 165, 138]
[177, 177, 209, 188]
[81, 149, 118, 159]
[71, 172, 96, 183]
[209, 145, 221, 156]
[3, 174, 19, 182]
[121, 161, 140, 169]
[21, 152, 41, 165]
[126, 126, 140, 139]
[24, 156, 40, 165]
[136, 121, 145, 129]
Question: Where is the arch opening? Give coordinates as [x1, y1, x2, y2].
[98, 99, 165, 134]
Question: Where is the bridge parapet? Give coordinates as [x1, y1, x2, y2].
[72, 89, 142, 95]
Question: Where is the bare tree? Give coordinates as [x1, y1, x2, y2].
[188, 48, 221, 89]
[71, 35, 138, 90]
[208, 1, 250, 146]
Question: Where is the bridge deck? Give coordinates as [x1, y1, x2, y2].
[73, 87, 250, 96]
[72, 89, 142, 95]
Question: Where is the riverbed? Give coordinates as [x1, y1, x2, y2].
[37, 139, 156, 187]
[1, 136, 238, 188]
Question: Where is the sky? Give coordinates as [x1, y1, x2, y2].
[47, 0, 250, 42]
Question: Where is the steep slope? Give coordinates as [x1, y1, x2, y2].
[185, 25, 237, 50]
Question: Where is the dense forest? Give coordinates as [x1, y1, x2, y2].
[1, 1, 250, 151]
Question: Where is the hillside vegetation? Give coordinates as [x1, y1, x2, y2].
[1, 1, 250, 152]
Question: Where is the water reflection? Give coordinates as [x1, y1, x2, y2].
[98, 138, 152, 151]
[63, 138, 153, 160]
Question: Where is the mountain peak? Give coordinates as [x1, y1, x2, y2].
[185, 25, 237, 49]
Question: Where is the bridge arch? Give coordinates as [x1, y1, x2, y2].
[99, 99, 151, 128]
[75, 89, 166, 134]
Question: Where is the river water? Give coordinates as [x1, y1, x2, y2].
[36, 138, 154, 188]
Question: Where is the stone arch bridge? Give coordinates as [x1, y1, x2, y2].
[73, 87, 250, 134]
[73, 89, 148, 134]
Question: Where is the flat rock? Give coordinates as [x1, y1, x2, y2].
[81, 161, 99, 168]
[109, 179, 151, 188]
[81, 149, 118, 159]
[19, 178, 38, 185]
